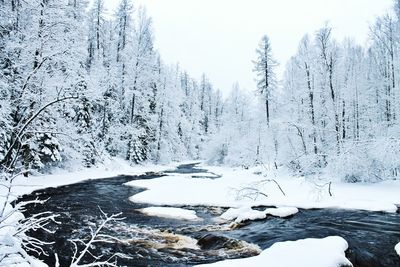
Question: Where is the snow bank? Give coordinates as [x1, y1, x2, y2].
[220, 207, 250, 221]
[126, 174, 233, 207]
[220, 206, 298, 223]
[139, 207, 200, 221]
[396, 242, 400, 256]
[195, 236, 351, 267]
[265, 207, 299, 218]
[3, 158, 178, 202]
[127, 164, 400, 213]
[221, 207, 266, 223]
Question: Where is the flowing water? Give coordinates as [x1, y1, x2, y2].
[17, 163, 400, 267]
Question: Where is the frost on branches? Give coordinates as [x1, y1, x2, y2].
[0, 0, 223, 173]
[0, 172, 58, 266]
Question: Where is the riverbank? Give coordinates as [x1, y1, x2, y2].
[2, 161, 400, 266]
[3, 158, 180, 202]
[127, 163, 400, 213]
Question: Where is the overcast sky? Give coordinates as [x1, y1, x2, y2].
[105, 0, 393, 94]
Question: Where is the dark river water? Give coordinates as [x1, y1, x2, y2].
[17, 163, 400, 267]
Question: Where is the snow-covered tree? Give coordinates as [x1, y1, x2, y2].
[253, 35, 278, 127]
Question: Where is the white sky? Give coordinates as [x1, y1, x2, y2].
[104, 0, 393, 94]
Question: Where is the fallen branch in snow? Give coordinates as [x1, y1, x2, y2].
[69, 207, 131, 267]
[258, 179, 286, 196]
[255, 162, 286, 196]
[233, 178, 286, 201]
[234, 187, 269, 201]
[311, 181, 333, 197]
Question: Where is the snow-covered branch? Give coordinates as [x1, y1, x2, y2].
[69, 208, 130, 267]
[0, 172, 59, 266]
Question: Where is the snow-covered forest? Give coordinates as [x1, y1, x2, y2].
[1, 0, 400, 266]
[213, 10, 400, 183]
[0, 0, 224, 174]
[2, 0, 400, 183]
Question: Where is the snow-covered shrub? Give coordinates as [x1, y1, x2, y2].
[22, 132, 62, 172]
[328, 138, 400, 183]
[288, 153, 325, 176]
[203, 135, 228, 165]
[369, 137, 400, 180]
[126, 117, 154, 164]
[128, 137, 149, 164]
[74, 97, 92, 132]
[0, 173, 57, 266]
[0, 109, 11, 160]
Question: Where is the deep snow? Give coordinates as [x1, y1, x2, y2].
[126, 164, 400, 213]
[220, 206, 299, 223]
[195, 236, 352, 267]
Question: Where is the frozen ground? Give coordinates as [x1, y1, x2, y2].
[127, 164, 400, 213]
[195, 236, 351, 267]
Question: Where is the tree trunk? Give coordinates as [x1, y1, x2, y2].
[130, 93, 135, 124]
[266, 99, 270, 127]
[305, 62, 318, 155]
[328, 58, 340, 154]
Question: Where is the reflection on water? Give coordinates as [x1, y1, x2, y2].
[17, 163, 400, 267]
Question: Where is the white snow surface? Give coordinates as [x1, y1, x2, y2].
[126, 164, 400, 213]
[220, 206, 298, 223]
[220, 206, 264, 222]
[195, 236, 352, 267]
[265, 207, 299, 218]
[232, 207, 266, 223]
[396, 242, 400, 256]
[139, 207, 200, 220]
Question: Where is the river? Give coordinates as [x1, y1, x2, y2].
[17, 163, 400, 267]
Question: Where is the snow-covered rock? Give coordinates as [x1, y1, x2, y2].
[396, 242, 400, 256]
[265, 207, 299, 218]
[195, 236, 352, 267]
[234, 209, 266, 223]
[139, 207, 200, 221]
[220, 206, 298, 223]
[220, 206, 266, 223]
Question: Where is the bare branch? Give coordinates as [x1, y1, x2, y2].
[69, 208, 130, 267]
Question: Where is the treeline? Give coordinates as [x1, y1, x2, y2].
[0, 0, 223, 173]
[210, 2, 400, 182]
[2, 0, 399, 183]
